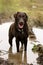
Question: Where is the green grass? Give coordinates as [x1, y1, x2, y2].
[32, 44, 38, 53]
[0, 0, 43, 20]
[0, 0, 43, 13]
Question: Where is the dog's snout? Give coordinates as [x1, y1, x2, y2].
[19, 18, 24, 23]
[18, 18, 24, 29]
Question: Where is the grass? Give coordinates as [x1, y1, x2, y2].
[0, 0, 43, 13]
[0, 0, 43, 23]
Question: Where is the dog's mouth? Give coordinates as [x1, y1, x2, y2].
[18, 22, 24, 29]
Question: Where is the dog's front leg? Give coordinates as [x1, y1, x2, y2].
[9, 35, 14, 47]
[16, 38, 19, 52]
[24, 38, 27, 52]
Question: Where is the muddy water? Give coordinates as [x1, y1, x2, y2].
[0, 22, 43, 65]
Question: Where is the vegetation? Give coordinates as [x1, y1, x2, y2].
[32, 44, 43, 53]
[0, 0, 43, 13]
[0, 0, 43, 25]
[32, 44, 38, 52]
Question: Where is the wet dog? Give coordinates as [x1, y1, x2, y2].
[9, 12, 32, 52]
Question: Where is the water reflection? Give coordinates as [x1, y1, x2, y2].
[8, 38, 27, 64]
[0, 22, 43, 65]
[8, 48, 26, 64]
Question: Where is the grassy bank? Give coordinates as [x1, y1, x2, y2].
[0, 0, 43, 26]
[0, 0, 43, 13]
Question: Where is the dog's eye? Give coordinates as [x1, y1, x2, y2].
[18, 15, 21, 18]
[22, 15, 25, 18]
[22, 15, 25, 17]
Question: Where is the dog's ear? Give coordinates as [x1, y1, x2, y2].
[24, 13, 28, 22]
[14, 13, 17, 18]
[14, 12, 20, 18]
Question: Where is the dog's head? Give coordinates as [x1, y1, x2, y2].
[14, 12, 28, 29]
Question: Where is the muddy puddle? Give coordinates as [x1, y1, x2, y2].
[0, 22, 43, 65]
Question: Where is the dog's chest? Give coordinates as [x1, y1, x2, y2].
[18, 32, 25, 39]
[18, 29, 24, 36]
[15, 29, 25, 37]
[19, 29, 24, 34]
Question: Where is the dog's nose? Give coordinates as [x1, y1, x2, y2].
[19, 22, 23, 26]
